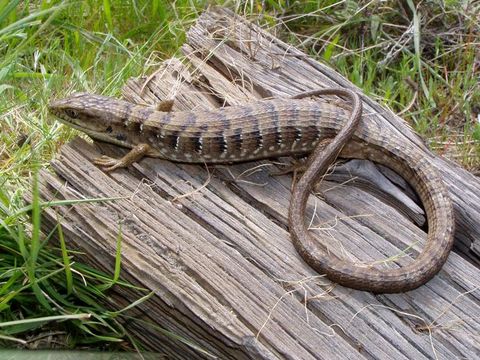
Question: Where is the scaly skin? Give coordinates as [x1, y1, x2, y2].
[49, 89, 454, 293]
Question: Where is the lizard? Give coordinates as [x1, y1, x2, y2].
[48, 88, 455, 293]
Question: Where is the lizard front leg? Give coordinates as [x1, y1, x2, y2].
[94, 99, 174, 172]
[94, 143, 151, 172]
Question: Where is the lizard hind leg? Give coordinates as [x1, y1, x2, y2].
[270, 156, 308, 179]
[271, 138, 334, 191]
[271, 138, 333, 176]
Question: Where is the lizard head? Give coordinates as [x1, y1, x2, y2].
[48, 92, 137, 146]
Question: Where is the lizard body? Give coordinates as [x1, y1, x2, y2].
[49, 89, 454, 293]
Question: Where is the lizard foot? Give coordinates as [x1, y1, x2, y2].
[94, 156, 125, 172]
[93, 143, 151, 172]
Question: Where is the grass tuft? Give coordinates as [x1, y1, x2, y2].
[0, 176, 152, 349]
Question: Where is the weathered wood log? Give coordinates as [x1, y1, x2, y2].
[39, 7, 480, 359]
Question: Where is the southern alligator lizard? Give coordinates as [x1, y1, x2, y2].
[49, 89, 455, 293]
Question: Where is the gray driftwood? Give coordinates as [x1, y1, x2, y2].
[38, 7, 480, 359]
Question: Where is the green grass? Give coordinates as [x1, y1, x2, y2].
[0, 0, 478, 352]
[0, 181, 150, 349]
[282, 0, 479, 166]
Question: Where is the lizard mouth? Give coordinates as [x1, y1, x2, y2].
[48, 101, 73, 124]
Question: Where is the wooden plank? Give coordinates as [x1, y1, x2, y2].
[38, 7, 480, 359]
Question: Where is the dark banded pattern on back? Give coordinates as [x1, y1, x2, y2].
[136, 98, 349, 162]
[49, 93, 351, 163]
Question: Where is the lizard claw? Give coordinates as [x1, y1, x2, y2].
[94, 156, 124, 172]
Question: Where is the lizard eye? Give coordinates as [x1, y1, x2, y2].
[65, 109, 79, 118]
